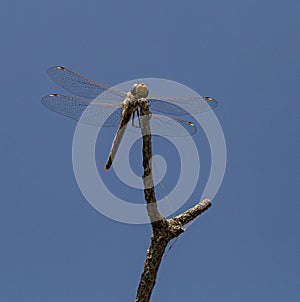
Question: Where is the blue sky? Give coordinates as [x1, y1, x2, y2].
[1, 0, 299, 301]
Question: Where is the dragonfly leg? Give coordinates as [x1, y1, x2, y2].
[137, 109, 141, 128]
[132, 110, 141, 128]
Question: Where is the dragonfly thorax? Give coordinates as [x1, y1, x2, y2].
[130, 83, 149, 99]
[122, 94, 139, 111]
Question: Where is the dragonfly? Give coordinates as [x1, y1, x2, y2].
[42, 66, 218, 169]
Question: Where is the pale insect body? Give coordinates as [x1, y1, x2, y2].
[42, 66, 218, 169]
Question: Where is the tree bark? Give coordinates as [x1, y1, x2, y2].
[134, 99, 212, 302]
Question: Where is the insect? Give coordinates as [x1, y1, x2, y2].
[42, 66, 218, 168]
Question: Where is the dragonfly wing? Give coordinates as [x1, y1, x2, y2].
[149, 114, 197, 137]
[102, 108, 123, 127]
[47, 66, 126, 101]
[124, 113, 196, 137]
[41, 94, 122, 127]
[148, 96, 218, 116]
[148, 99, 187, 116]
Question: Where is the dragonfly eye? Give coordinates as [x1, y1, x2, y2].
[131, 83, 149, 98]
[130, 83, 138, 96]
[136, 83, 149, 98]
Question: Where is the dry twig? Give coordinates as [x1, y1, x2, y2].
[134, 99, 212, 302]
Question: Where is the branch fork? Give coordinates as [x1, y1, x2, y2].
[134, 99, 212, 302]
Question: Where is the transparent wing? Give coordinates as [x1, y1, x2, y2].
[150, 114, 197, 137]
[125, 114, 197, 137]
[42, 94, 196, 136]
[47, 66, 218, 114]
[150, 114, 197, 136]
[148, 96, 218, 116]
[41, 94, 123, 127]
[47, 66, 126, 101]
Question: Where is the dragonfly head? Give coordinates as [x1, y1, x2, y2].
[131, 83, 149, 99]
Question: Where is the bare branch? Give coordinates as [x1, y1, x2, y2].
[135, 99, 212, 302]
[170, 198, 212, 227]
